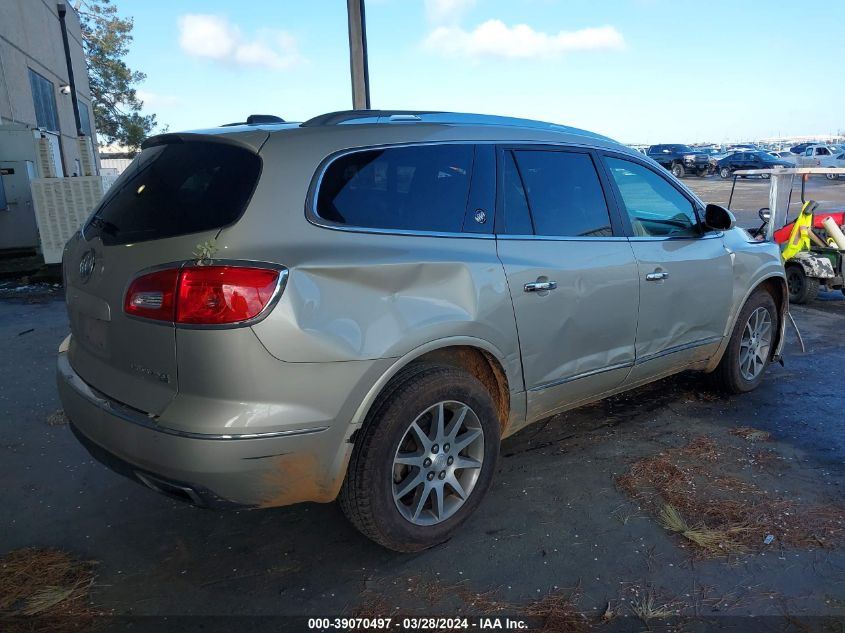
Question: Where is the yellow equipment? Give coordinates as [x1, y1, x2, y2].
[781, 200, 817, 262]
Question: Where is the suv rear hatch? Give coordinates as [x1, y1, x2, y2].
[63, 133, 264, 414]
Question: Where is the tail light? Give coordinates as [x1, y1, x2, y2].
[125, 265, 282, 325]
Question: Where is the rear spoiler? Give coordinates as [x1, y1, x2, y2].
[142, 130, 269, 153]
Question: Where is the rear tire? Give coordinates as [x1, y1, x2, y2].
[786, 264, 820, 304]
[339, 364, 500, 552]
[671, 163, 685, 178]
[712, 290, 778, 394]
[826, 173, 838, 181]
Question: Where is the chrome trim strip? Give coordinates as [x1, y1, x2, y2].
[305, 139, 633, 238]
[634, 336, 723, 366]
[528, 361, 634, 392]
[627, 233, 723, 242]
[58, 353, 328, 440]
[496, 235, 628, 242]
[304, 223, 495, 239]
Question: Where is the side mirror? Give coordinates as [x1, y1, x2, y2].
[704, 204, 736, 231]
[758, 207, 771, 222]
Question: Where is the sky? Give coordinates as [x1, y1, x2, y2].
[116, 0, 845, 144]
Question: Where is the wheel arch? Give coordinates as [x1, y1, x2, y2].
[349, 338, 513, 436]
[705, 274, 788, 372]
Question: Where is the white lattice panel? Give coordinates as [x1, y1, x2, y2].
[35, 137, 57, 178]
[78, 136, 96, 176]
[31, 176, 105, 263]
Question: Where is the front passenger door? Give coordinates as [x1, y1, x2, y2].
[601, 155, 734, 384]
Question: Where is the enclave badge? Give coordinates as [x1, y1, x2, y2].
[79, 249, 96, 284]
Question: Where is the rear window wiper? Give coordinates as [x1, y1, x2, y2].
[88, 216, 119, 235]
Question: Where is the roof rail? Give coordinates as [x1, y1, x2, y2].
[221, 114, 286, 127]
[301, 110, 442, 126]
[299, 110, 613, 142]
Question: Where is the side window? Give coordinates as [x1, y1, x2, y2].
[28, 69, 60, 132]
[818, 148, 831, 156]
[805, 148, 814, 156]
[498, 151, 533, 235]
[510, 150, 613, 238]
[78, 102, 93, 137]
[316, 145, 473, 233]
[605, 157, 701, 238]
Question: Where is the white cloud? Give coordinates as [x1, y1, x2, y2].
[178, 14, 302, 70]
[425, 0, 477, 24]
[424, 20, 625, 59]
[136, 90, 181, 108]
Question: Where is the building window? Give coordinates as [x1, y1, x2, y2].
[28, 69, 60, 132]
[78, 101, 92, 137]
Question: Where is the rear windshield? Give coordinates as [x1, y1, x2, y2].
[85, 141, 261, 246]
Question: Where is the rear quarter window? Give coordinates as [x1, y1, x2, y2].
[315, 144, 474, 233]
[85, 141, 261, 246]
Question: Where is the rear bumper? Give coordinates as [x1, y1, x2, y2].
[57, 351, 375, 508]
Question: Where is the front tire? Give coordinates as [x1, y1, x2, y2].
[826, 173, 838, 181]
[786, 264, 820, 304]
[720, 167, 731, 179]
[339, 364, 500, 552]
[712, 290, 778, 394]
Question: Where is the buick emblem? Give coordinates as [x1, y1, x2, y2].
[78, 249, 96, 284]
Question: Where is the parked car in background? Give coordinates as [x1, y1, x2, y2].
[716, 151, 793, 178]
[727, 144, 760, 153]
[790, 143, 814, 154]
[796, 145, 845, 178]
[824, 151, 845, 180]
[57, 110, 788, 552]
[769, 151, 796, 164]
[646, 144, 711, 177]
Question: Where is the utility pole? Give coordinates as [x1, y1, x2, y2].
[346, 0, 371, 110]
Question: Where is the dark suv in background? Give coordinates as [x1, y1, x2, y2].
[646, 144, 711, 178]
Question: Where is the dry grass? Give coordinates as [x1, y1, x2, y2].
[681, 436, 720, 461]
[731, 427, 772, 442]
[350, 578, 588, 632]
[0, 548, 98, 631]
[45, 410, 67, 427]
[526, 589, 589, 633]
[629, 588, 679, 622]
[659, 504, 750, 554]
[616, 435, 845, 556]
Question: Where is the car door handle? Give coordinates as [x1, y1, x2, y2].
[645, 271, 669, 281]
[524, 281, 558, 292]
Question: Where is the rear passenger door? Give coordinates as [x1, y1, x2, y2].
[495, 146, 639, 424]
[599, 153, 733, 384]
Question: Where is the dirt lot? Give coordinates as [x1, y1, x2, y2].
[2, 178, 845, 631]
[685, 173, 845, 230]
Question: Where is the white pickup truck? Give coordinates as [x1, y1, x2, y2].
[796, 145, 845, 179]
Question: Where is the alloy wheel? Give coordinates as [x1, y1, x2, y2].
[739, 307, 772, 381]
[392, 400, 485, 526]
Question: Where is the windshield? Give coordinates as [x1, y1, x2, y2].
[753, 151, 778, 162]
